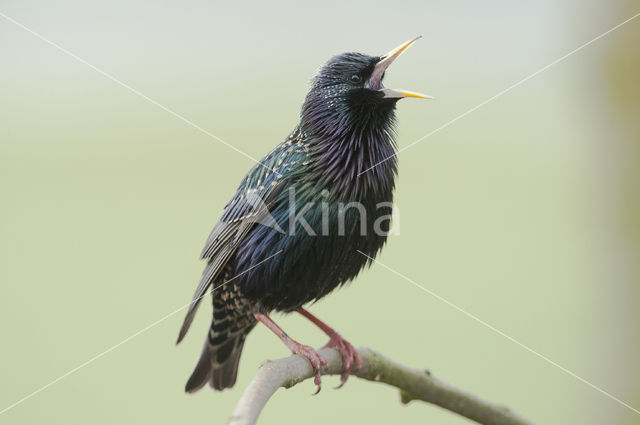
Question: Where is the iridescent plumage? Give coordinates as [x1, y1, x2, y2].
[178, 41, 427, 392]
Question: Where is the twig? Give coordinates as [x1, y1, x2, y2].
[227, 347, 535, 425]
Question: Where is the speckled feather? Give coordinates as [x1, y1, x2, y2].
[179, 51, 401, 392]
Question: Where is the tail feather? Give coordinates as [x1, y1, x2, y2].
[211, 338, 245, 390]
[185, 334, 247, 393]
[182, 274, 256, 392]
[185, 342, 214, 393]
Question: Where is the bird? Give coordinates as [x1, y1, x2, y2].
[177, 37, 432, 393]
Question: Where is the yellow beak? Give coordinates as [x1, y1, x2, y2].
[368, 36, 434, 100]
[380, 88, 434, 99]
[379, 36, 422, 68]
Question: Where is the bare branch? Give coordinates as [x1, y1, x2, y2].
[227, 347, 535, 425]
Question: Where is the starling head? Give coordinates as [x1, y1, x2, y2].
[301, 37, 432, 137]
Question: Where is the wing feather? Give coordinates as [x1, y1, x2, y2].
[177, 128, 308, 344]
[176, 179, 285, 343]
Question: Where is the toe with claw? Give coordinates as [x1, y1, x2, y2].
[323, 332, 362, 388]
[291, 343, 328, 394]
[253, 312, 330, 394]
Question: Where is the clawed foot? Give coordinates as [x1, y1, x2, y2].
[290, 343, 328, 394]
[323, 332, 362, 388]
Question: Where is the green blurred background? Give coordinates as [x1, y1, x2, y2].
[1, 1, 639, 424]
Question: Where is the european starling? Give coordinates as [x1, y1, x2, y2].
[178, 37, 431, 393]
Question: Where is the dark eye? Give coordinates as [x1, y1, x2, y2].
[350, 74, 362, 84]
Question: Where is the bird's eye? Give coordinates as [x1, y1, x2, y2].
[350, 74, 362, 84]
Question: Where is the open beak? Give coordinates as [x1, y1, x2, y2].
[367, 36, 433, 100]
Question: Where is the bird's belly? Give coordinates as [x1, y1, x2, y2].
[233, 197, 393, 312]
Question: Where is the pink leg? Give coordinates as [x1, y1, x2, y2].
[254, 312, 328, 394]
[296, 308, 363, 388]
